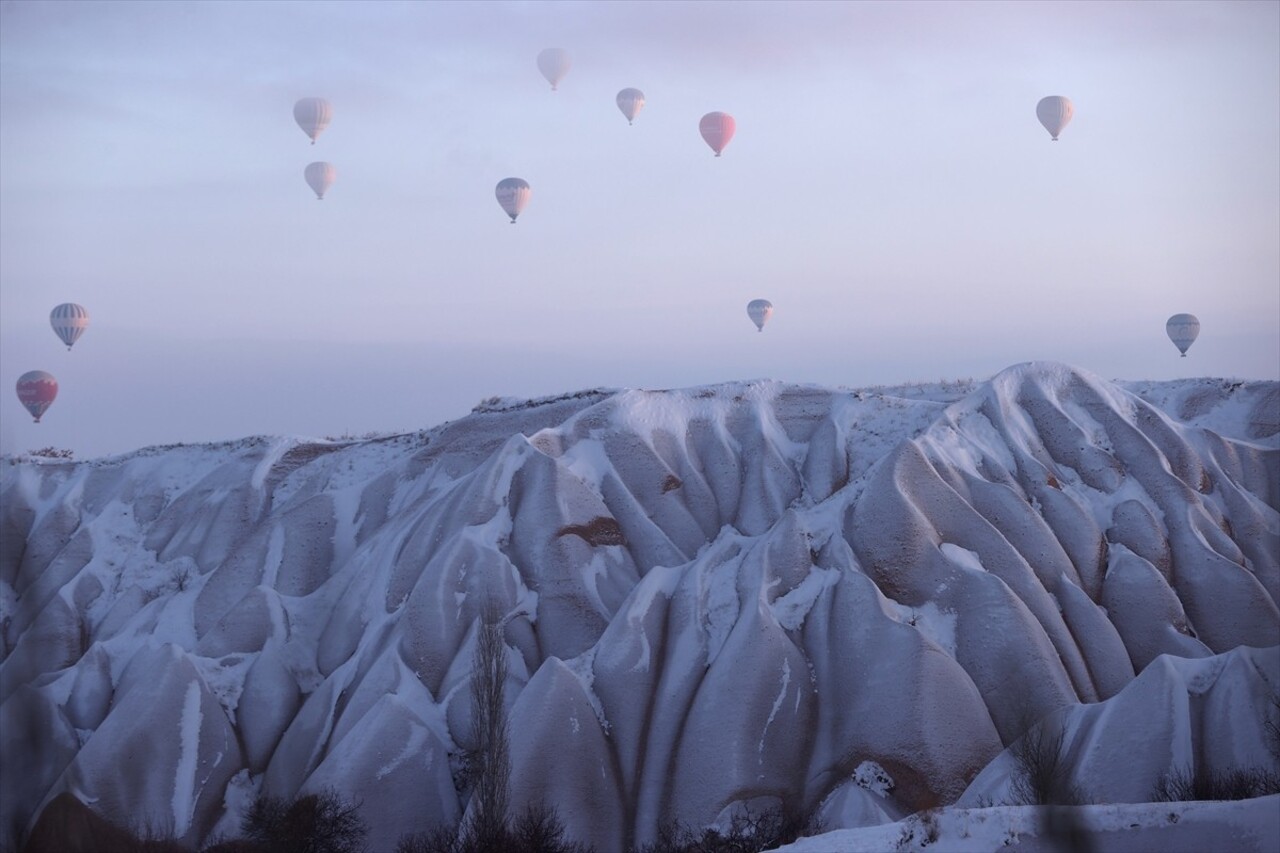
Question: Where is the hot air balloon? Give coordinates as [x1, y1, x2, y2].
[699, 112, 736, 157]
[50, 303, 89, 350]
[1166, 313, 1200, 357]
[305, 162, 335, 200]
[747, 299, 773, 332]
[495, 178, 531, 223]
[616, 88, 645, 124]
[1036, 96, 1073, 141]
[16, 370, 57, 423]
[537, 49, 571, 91]
[294, 97, 332, 144]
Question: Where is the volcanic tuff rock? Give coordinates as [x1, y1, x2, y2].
[1, 362, 1277, 850]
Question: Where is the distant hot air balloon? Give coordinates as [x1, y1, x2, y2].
[294, 97, 332, 144]
[747, 299, 773, 332]
[1036, 96, 1074, 141]
[50, 303, 89, 350]
[1166, 313, 1200, 357]
[16, 370, 57, 423]
[305, 162, 336, 200]
[616, 88, 645, 124]
[495, 178, 531, 223]
[537, 49, 571, 91]
[699, 112, 736, 157]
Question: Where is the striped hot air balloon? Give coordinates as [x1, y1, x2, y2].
[50, 303, 89, 350]
[17, 370, 57, 423]
[293, 97, 332, 144]
[1036, 96, 1074, 141]
[616, 88, 645, 125]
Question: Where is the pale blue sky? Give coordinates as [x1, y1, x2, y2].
[2, 0, 1277, 457]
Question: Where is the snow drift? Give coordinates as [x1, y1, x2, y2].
[1, 363, 1277, 851]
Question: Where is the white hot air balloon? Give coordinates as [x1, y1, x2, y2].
[50, 303, 89, 350]
[747, 299, 773, 332]
[294, 97, 332, 144]
[1166, 313, 1200, 357]
[495, 178, 531, 223]
[1036, 95, 1074, 141]
[616, 88, 645, 124]
[537, 49, 571, 91]
[305, 162, 336, 200]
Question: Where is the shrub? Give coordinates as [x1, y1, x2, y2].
[1152, 766, 1280, 802]
[1008, 721, 1085, 806]
[628, 803, 822, 853]
[394, 805, 590, 853]
[241, 789, 367, 853]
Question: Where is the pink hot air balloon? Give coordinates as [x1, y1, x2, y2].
[16, 370, 57, 423]
[699, 111, 736, 157]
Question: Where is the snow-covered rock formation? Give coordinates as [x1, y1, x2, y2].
[1, 363, 1277, 851]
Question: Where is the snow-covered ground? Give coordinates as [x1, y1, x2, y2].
[1, 362, 1277, 851]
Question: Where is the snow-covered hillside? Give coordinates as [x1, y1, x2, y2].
[1, 362, 1277, 851]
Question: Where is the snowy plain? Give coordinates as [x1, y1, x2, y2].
[1, 361, 1277, 852]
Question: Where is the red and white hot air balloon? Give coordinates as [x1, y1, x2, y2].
[16, 370, 57, 423]
[699, 111, 736, 157]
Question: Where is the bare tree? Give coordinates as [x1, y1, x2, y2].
[464, 603, 511, 850]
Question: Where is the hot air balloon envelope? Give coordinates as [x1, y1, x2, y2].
[50, 303, 89, 350]
[537, 49, 571, 90]
[495, 178, 531, 223]
[616, 88, 645, 124]
[305, 162, 336, 199]
[16, 370, 57, 423]
[1166, 313, 1200, 356]
[700, 111, 736, 156]
[294, 97, 332, 144]
[1036, 96, 1074, 141]
[747, 299, 773, 332]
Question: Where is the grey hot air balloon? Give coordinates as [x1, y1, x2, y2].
[1036, 96, 1074, 141]
[305, 162, 335, 200]
[50, 303, 89, 350]
[294, 97, 332, 144]
[616, 88, 645, 124]
[495, 178, 531, 223]
[1166, 313, 1200, 357]
[537, 49, 571, 91]
[747, 299, 773, 332]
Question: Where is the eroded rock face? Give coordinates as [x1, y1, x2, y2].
[1, 364, 1276, 849]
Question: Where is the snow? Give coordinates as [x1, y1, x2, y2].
[771, 796, 1280, 852]
[1, 363, 1276, 851]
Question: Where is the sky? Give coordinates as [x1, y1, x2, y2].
[1, 0, 1277, 459]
